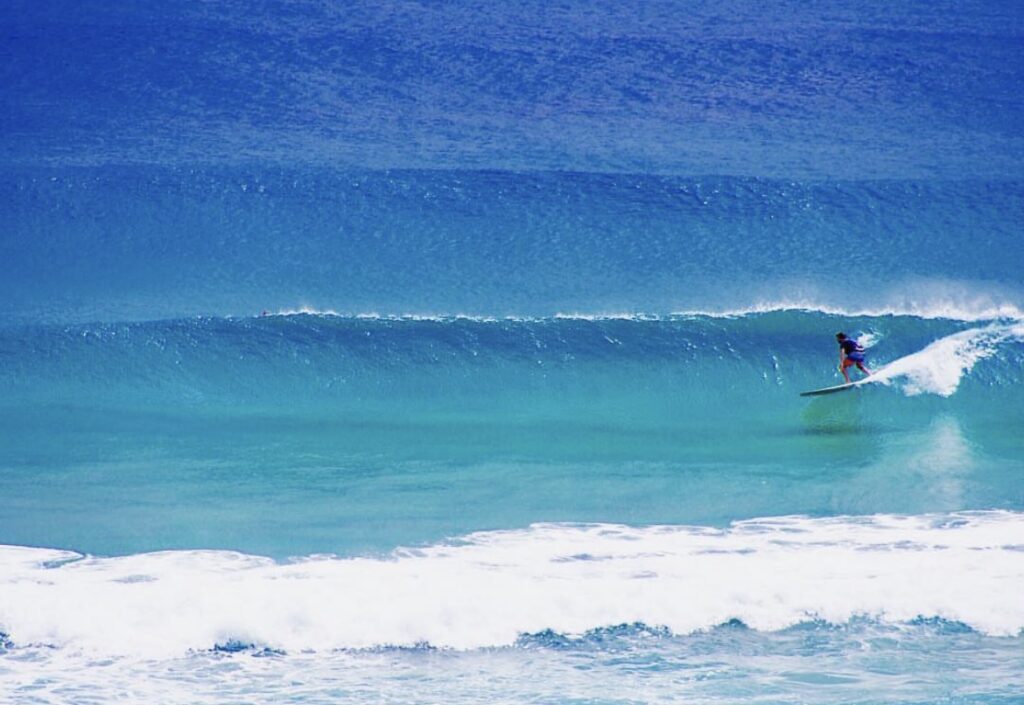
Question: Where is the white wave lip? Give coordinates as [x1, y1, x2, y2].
[871, 322, 1024, 396]
[706, 300, 1024, 322]
[722, 278, 1024, 322]
[1, 512, 1023, 658]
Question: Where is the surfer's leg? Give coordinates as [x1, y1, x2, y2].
[857, 362, 872, 376]
[841, 358, 853, 383]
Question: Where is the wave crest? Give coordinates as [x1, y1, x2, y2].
[871, 322, 1024, 396]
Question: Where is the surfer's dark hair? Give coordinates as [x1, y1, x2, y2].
[835, 332, 846, 339]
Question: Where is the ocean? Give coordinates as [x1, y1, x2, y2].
[2, 2, 1023, 703]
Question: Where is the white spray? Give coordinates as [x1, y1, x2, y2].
[869, 322, 1024, 396]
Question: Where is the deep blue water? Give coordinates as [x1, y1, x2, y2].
[1, 1, 1023, 703]
[3, 1, 1023, 177]
[2, 169, 1023, 323]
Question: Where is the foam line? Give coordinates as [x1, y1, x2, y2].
[672, 302, 1024, 323]
[1, 512, 1021, 658]
[262, 304, 1020, 324]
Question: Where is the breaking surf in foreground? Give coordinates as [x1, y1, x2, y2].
[3, 513, 1024, 704]
[4, 512, 1024, 654]
[2, 512, 1024, 705]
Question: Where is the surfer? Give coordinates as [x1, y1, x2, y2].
[836, 332, 872, 383]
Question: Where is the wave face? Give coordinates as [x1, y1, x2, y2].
[1, 311, 1022, 558]
[3, 311, 1023, 411]
[2, 168, 1023, 324]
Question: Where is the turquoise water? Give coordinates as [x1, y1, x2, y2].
[1, 313, 1023, 558]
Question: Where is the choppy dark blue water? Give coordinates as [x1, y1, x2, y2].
[2, 1, 1023, 703]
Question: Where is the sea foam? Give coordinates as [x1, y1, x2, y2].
[1, 512, 1021, 658]
[870, 322, 1024, 396]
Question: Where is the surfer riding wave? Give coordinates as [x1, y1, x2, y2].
[836, 332, 872, 383]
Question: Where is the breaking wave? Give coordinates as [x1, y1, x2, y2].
[1, 511, 1021, 657]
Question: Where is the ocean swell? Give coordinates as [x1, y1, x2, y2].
[1, 311, 1020, 411]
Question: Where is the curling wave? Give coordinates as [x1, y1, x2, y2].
[1, 310, 1021, 410]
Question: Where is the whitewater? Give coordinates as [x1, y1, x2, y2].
[3, 511, 1023, 657]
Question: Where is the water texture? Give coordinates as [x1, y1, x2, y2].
[2, 1, 1023, 703]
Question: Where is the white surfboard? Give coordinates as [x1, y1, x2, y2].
[799, 381, 859, 397]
